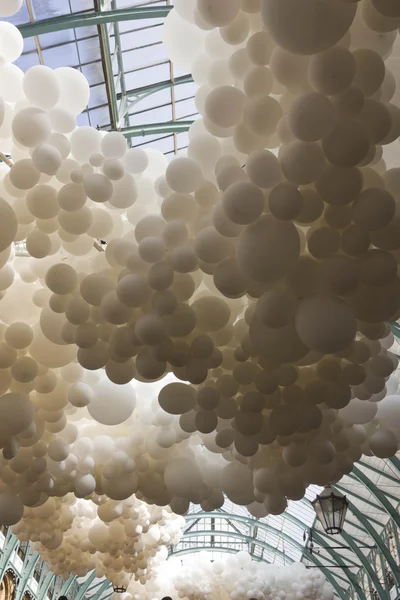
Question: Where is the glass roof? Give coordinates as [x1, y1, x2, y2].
[3, 4, 400, 600]
[5, 0, 194, 155]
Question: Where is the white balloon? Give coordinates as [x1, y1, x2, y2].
[88, 380, 136, 425]
[0, 22, 23, 62]
[55, 67, 90, 116]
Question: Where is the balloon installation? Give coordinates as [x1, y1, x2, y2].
[0, 0, 399, 588]
[125, 552, 335, 600]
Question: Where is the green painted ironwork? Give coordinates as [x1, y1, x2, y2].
[74, 571, 98, 600]
[389, 456, 400, 477]
[311, 530, 367, 600]
[172, 541, 349, 600]
[36, 570, 57, 600]
[185, 511, 352, 589]
[339, 529, 386, 600]
[18, 7, 172, 38]
[187, 511, 304, 557]
[335, 483, 383, 517]
[0, 531, 20, 582]
[59, 573, 77, 597]
[170, 546, 265, 562]
[15, 552, 40, 600]
[181, 529, 295, 564]
[119, 75, 194, 122]
[111, 0, 130, 131]
[347, 503, 400, 588]
[87, 579, 112, 600]
[123, 75, 194, 100]
[302, 498, 382, 596]
[99, 23, 119, 130]
[304, 552, 349, 600]
[358, 460, 400, 485]
[352, 465, 400, 528]
[120, 120, 194, 138]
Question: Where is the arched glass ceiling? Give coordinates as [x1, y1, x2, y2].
[3, 4, 400, 600]
[177, 459, 400, 600]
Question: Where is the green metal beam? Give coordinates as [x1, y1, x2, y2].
[120, 75, 194, 121]
[311, 530, 367, 600]
[304, 553, 349, 600]
[121, 120, 194, 138]
[15, 552, 40, 600]
[111, 0, 130, 130]
[37, 571, 57, 600]
[358, 460, 400, 485]
[121, 75, 194, 101]
[303, 499, 379, 596]
[171, 545, 349, 600]
[352, 465, 400, 528]
[170, 546, 266, 563]
[389, 456, 400, 478]
[339, 529, 386, 600]
[75, 571, 98, 600]
[95, 0, 119, 130]
[88, 579, 112, 600]
[184, 513, 353, 593]
[344, 503, 400, 588]
[0, 532, 19, 582]
[181, 529, 294, 564]
[335, 483, 383, 516]
[18, 6, 172, 38]
[187, 512, 303, 557]
[59, 574, 77, 597]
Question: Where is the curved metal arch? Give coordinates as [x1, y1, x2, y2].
[170, 545, 347, 600]
[85, 579, 112, 600]
[303, 553, 349, 600]
[178, 529, 349, 600]
[18, 7, 172, 38]
[58, 574, 77, 598]
[187, 511, 306, 559]
[338, 530, 386, 600]
[304, 465, 400, 596]
[310, 500, 391, 599]
[186, 511, 351, 590]
[180, 529, 295, 564]
[0, 533, 19, 583]
[351, 465, 400, 528]
[170, 546, 265, 563]
[343, 501, 400, 588]
[120, 76, 194, 121]
[36, 571, 56, 600]
[311, 530, 367, 600]
[290, 503, 367, 595]
[389, 456, 400, 476]
[74, 572, 98, 600]
[15, 553, 40, 600]
[358, 460, 399, 485]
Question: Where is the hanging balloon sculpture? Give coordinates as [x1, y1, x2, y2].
[0, 0, 398, 586]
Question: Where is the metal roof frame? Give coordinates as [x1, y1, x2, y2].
[18, 6, 172, 38]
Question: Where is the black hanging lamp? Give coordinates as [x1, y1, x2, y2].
[311, 485, 349, 535]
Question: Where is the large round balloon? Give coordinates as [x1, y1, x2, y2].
[295, 295, 357, 354]
[261, 0, 357, 55]
[0, 198, 17, 253]
[236, 215, 300, 282]
[87, 380, 136, 426]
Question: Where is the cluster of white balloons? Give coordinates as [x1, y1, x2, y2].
[126, 552, 334, 600]
[12, 493, 184, 585]
[0, 0, 398, 576]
